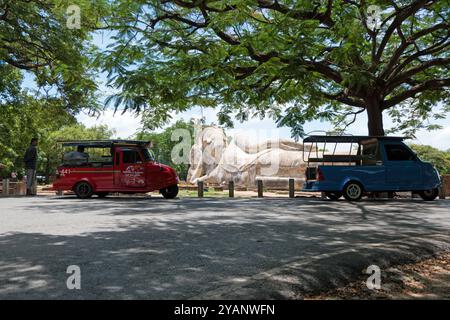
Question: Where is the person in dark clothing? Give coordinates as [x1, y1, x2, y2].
[24, 138, 38, 196]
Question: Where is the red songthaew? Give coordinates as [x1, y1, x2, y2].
[52, 140, 179, 199]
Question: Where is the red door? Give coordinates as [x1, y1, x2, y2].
[114, 147, 146, 188]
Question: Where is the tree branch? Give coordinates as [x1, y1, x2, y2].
[385, 57, 450, 93]
[383, 78, 450, 108]
[379, 22, 449, 79]
[375, 0, 430, 63]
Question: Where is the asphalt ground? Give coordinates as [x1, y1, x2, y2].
[0, 196, 448, 299]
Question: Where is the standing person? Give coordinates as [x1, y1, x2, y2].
[24, 138, 38, 196]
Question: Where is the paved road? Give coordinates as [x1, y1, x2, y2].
[0, 196, 449, 299]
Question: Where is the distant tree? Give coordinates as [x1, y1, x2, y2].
[101, 0, 449, 138]
[135, 120, 194, 180]
[410, 144, 450, 174]
[41, 124, 116, 182]
[0, 92, 115, 182]
[0, 96, 76, 178]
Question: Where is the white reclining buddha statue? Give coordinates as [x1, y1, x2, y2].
[187, 125, 309, 188]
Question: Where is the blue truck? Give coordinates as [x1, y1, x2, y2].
[302, 135, 441, 201]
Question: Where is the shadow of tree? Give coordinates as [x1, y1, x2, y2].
[0, 197, 448, 299]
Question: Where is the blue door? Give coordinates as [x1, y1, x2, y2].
[383, 143, 422, 190]
[359, 141, 386, 191]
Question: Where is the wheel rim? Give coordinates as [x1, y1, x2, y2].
[78, 184, 90, 196]
[423, 189, 434, 197]
[347, 184, 361, 199]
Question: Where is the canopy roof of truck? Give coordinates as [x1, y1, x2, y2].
[303, 135, 405, 143]
[58, 140, 151, 148]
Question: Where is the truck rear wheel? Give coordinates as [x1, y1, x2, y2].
[74, 182, 94, 199]
[325, 192, 342, 200]
[343, 181, 363, 201]
[418, 188, 438, 201]
[161, 185, 179, 199]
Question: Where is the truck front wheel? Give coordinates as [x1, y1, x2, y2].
[418, 188, 438, 201]
[343, 181, 363, 201]
[74, 182, 94, 199]
[160, 185, 179, 199]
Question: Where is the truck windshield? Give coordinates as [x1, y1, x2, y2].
[142, 148, 155, 161]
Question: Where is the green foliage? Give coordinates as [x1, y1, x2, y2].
[0, 0, 110, 113]
[99, 0, 449, 137]
[410, 144, 450, 175]
[0, 96, 76, 177]
[39, 123, 115, 181]
[0, 92, 114, 180]
[134, 120, 194, 180]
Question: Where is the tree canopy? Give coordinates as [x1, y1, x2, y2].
[0, 0, 109, 112]
[100, 0, 449, 138]
[0, 95, 76, 176]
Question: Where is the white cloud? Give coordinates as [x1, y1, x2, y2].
[76, 110, 143, 139]
[412, 125, 450, 150]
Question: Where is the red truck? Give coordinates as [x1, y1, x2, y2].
[52, 140, 179, 199]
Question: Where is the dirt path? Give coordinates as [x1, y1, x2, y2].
[306, 251, 450, 299]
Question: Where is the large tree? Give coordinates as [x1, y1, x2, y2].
[101, 0, 449, 137]
[0, 0, 108, 111]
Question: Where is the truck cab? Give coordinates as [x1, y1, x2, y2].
[53, 140, 179, 199]
[302, 135, 441, 201]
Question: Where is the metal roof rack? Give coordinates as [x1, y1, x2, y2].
[57, 140, 151, 148]
[303, 135, 405, 143]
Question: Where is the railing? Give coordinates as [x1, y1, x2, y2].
[0, 179, 27, 196]
[197, 178, 297, 198]
[194, 176, 448, 199]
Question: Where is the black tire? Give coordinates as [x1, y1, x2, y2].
[160, 185, 179, 199]
[96, 192, 109, 198]
[343, 181, 364, 201]
[418, 188, 439, 201]
[74, 182, 94, 199]
[325, 192, 342, 200]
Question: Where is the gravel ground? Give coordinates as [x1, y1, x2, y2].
[306, 251, 450, 299]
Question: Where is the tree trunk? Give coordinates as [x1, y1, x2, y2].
[366, 99, 385, 136]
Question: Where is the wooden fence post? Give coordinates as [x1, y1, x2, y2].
[198, 181, 204, 198]
[289, 178, 295, 198]
[439, 175, 446, 199]
[228, 181, 234, 198]
[2, 179, 10, 196]
[257, 180, 263, 198]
